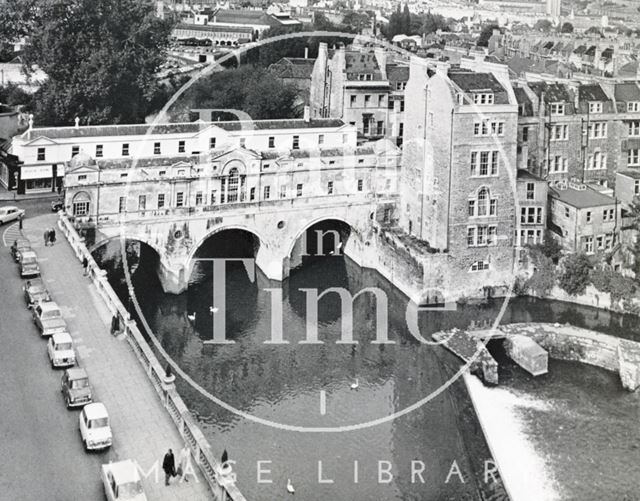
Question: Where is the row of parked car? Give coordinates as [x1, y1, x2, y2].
[11, 233, 147, 500]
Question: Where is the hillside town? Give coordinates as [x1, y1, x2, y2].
[1, 0, 640, 500]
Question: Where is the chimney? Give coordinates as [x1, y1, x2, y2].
[28, 114, 33, 131]
[303, 105, 310, 122]
[304, 46, 309, 59]
[74, 116, 80, 129]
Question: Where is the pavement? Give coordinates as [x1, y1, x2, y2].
[1, 214, 211, 501]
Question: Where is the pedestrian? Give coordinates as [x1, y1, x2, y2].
[110, 315, 119, 336]
[18, 213, 23, 230]
[82, 256, 89, 276]
[162, 449, 176, 486]
[49, 227, 56, 245]
[44, 229, 50, 246]
[176, 445, 190, 483]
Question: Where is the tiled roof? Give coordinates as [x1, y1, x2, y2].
[385, 64, 409, 82]
[528, 82, 572, 103]
[22, 119, 347, 141]
[550, 186, 616, 209]
[614, 82, 640, 102]
[578, 84, 610, 103]
[447, 71, 505, 93]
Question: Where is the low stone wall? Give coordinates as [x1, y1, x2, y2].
[498, 323, 640, 391]
[57, 214, 246, 501]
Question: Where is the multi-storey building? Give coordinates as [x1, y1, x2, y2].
[401, 57, 518, 293]
[516, 170, 548, 247]
[8, 113, 363, 196]
[548, 181, 620, 254]
[309, 43, 407, 143]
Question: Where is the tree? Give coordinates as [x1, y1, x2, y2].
[560, 22, 574, 33]
[174, 66, 301, 122]
[533, 19, 553, 32]
[525, 249, 556, 296]
[558, 253, 593, 296]
[401, 4, 412, 36]
[22, 0, 174, 125]
[477, 24, 499, 47]
[585, 26, 602, 36]
[530, 233, 563, 264]
[419, 13, 450, 35]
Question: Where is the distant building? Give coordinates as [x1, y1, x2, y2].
[546, 0, 561, 19]
[268, 57, 316, 103]
[516, 170, 548, 247]
[548, 181, 620, 254]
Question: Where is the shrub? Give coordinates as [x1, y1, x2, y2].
[558, 253, 593, 296]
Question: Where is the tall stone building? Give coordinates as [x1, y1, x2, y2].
[400, 57, 518, 293]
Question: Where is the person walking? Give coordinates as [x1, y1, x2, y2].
[162, 449, 176, 486]
[82, 256, 89, 276]
[44, 229, 50, 246]
[18, 213, 23, 230]
[49, 227, 56, 245]
[176, 445, 190, 483]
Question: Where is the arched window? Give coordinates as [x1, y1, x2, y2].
[468, 187, 497, 217]
[72, 191, 90, 217]
[220, 166, 246, 204]
[477, 188, 488, 216]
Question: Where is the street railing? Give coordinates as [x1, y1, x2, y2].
[57, 213, 246, 501]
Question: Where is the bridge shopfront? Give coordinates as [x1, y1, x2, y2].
[19, 163, 64, 194]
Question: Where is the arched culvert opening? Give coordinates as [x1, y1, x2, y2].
[187, 228, 261, 341]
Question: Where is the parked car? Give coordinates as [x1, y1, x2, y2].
[23, 278, 50, 307]
[51, 198, 64, 212]
[19, 250, 40, 278]
[61, 367, 93, 408]
[101, 459, 147, 501]
[79, 402, 112, 451]
[32, 301, 68, 337]
[10, 238, 31, 261]
[47, 332, 76, 368]
[0, 205, 24, 225]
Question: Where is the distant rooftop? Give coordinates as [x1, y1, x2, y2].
[448, 71, 506, 94]
[578, 84, 610, 103]
[614, 82, 640, 102]
[528, 82, 572, 103]
[550, 185, 616, 209]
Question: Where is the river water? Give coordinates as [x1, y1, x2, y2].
[95, 241, 640, 501]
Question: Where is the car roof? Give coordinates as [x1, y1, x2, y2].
[52, 332, 72, 343]
[40, 301, 60, 310]
[0, 206, 18, 211]
[21, 250, 37, 258]
[65, 367, 88, 379]
[27, 277, 45, 287]
[85, 402, 108, 419]
[104, 460, 140, 485]
[15, 238, 30, 245]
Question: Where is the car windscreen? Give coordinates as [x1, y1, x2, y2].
[89, 417, 109, 428]
[41, 309, 61, 319]
[118, 481, 143, 497]
[30, 284, 47, 293]
[22, 256, 37, 264]
[71, 378, 89, 389]
[55, 342, 72, 350]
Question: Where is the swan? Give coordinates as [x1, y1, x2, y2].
[210, 306, 219, 314]
[286, 479, 295, 494]
[187, 312, 196, 322]
[350, 378, 359, 390]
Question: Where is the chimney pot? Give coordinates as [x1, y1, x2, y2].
[303, 105, 310, 122]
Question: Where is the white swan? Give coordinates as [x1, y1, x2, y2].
[210, 306, 219, 314]
[350, 378, 359, 390]
[286, 478, 295, 494]
[187, 312, 196, 322]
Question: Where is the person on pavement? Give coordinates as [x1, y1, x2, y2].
[44, 230, 50, 246]
[49, 228, 56, 245]
[162, 449, 176, 486]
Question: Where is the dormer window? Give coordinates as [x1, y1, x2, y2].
[473, 93, 494, 105]
[550, 103, 565, 115]
[589, 102, 603, 114]
[628, 102, 640, 112]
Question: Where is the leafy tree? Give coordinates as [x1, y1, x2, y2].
[174, 66, 301, 122]
[18, 0, 174, 125]
[560, 22, 574, 33]
[401, 5, 412, 36]
[530, 232, 563, 264]
[0, 83, 33, 108]
[477, 24, 499, 47]
[525, 249, 556, 296]
[342, 10, 371, 33]
[534, 19, 553, 32]
[585, 26, 602, 35]
[558, 253, 593, 296]
[419, 13, 450, 35]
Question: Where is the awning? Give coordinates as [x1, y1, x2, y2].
[21, 165, 52, 180]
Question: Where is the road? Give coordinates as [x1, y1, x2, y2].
[0, 197, 112, 500]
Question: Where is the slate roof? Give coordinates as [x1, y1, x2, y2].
[578, 84, 610, 103]
[618, 170, 640, 180]
[585, 45, 596, 56]
[385, 64, 409, 82]
[269, 58, 315, 79]
[573, 45, 587, 55]
[601, 47, 614, 59]
[528, 82, 572, 103]
[507, 55, 534, 76]
[212, 9, 277, 26]
[447, 71, 505, 93]
[516, 169, 545, 182]
[614, 82, 640, 102]
[345, 52, 380, 74]
[174, 23, 253, 34]
[513, 87, 534, 115]
[550, 186, 616, 209]
[23, 119, 347, 141]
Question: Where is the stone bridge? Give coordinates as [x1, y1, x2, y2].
[91, 193, 385, 293]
